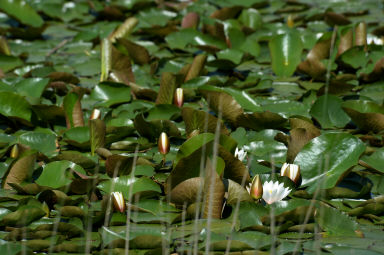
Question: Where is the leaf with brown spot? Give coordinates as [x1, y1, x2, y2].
[169, 177, 251, 207]
[46, 72, 79, 84]
[297, 33, 332, 78]
[237, 112, 287, 131]
[324, 12, 351, 26]
[134, 113, 181, 141]
[342, 100, 384, 133]
[110, 45, 136, 85]
[210, 6, 243, 20]
[182, 107, 229, 137]
[166, 142, 215, 191]
[32, 104, 65, 122]
[200, 90, 244, 126]
[286, 128, 320, 163]
[38, 190, 74, 209]
[117, 39, 151, 65]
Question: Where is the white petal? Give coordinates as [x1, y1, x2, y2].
[280, 163, 289, 176]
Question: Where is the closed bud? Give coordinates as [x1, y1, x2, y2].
[287, 14, 294, 28]
[280, 163, 301, 185]
[174, 88, 184, 108]
[90, 108, 101, 120]
[10, 144, 19, 158]
[158, 132, 170, 155]
[250, 175, 263, 200]
[112, 192, 126, 213]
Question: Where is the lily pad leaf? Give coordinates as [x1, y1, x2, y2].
[91, 82, 131, 107]
[269, 30, 303, 77]
[62, 126, 90, 149]
[35, 160, 86, 189]
[97, 176, 161, 200]
[18, 132, 57, 157]
[316, 205, 359, 236]
[360, 147, 384, 173]
[294, 133, 366, 193]
[0, 0, 44, 27]
[0, 91, 32, 123]
[198, 85, 262, 112]
[310, 95, 351, 129]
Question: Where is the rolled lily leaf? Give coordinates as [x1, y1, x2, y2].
[89, 118, 106, 155]
[63, 91, 84, 129]
[2, 151, 36, 189]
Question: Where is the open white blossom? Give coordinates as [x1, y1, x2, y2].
[234, 147, 247, 161]
[262, 181, 291, 204]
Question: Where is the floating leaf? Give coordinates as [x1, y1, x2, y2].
[18, 132, 57, 157]
[310, 95, 351, 129]
[294, 133, 366, 193]
[0, 0, 44, 27]
[97, 176, 161, 200]
[91, 82, 132, 107]
[316, 204, 358, 236]
[342, 100, 384, 133]
[35, 160, 86, 189]
[269, 30, 303, 77]
[0, 91, 32, 123]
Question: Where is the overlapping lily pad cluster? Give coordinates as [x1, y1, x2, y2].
[0, 0, 384, 254]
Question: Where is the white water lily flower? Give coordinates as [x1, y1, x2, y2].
[234, 147, 247, 161]
[262, 181, 291, 204]
[280, 163, 301, 184]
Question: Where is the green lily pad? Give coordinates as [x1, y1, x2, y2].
[97, 176, 161, 200]
[35, 160, 86, 189]
[294, 132, 365, 193]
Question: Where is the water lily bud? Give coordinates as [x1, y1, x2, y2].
[250, 175, 263, 200]
[287, 14, 294, 28]
[10, 144, 19, 158]
[90, 108, 101, 120]
[112, 192, 125, 213]
[280, 163, 301, 184]
[158, 132, 170, 155]
[174, 88, 184, 108]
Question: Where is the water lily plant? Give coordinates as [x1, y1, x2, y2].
[262, 180, 292, 204]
